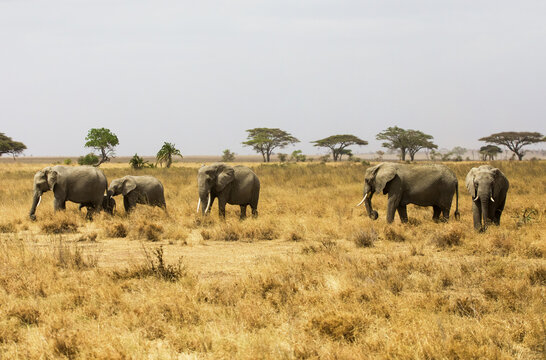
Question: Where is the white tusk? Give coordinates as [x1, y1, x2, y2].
[490, 196, 495, 202]
[196, 198, 201, 213]
[37, 196, 42, 207]
[356, 193, 368, 207]
[473, 196, 479, 201]
[204, 193, 211, 214]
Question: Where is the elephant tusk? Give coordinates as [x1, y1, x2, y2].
[490, 196, 495, 202]
[204, 193, 211, 214]
[37, 196, 42, 207]
[356, 193, 368, 207]
[473, 195, 479, 201]
[196, 198, 201, 213]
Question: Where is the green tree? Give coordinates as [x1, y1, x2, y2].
[156, 142, 183, 168]
[84, 128, 119, 166]
[242, 128, 299, 162]
[290, 150, 306, 162]
[129, 153, 149, 169]
[376, 127, 437, 161]
[0, 132, 27, 160]
[221, 149, 236, 162]
[78, 153, 99, 166]
[479, 145, 502, 161]
[311, 134, 368, 162]
[479, 132, 545, 160]
[451, 146, 467, 161]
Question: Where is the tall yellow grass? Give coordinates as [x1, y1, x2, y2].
[0, 160, 544, 359]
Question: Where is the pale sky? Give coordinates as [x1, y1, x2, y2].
[1, 0, 545, 157]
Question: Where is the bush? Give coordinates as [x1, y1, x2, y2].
[112, 246, 187, 282]
[430, 228, 463, 248]
[277, 153, 288, 163]
[221, 149, 236, 162]
[41, 217, 79, 234]
[353, 229, 377, 248]
[135, 221, 164, 241]
[384, 228, 406, 242]
[104, 222, 128, 238]
[290, 150, 306, 162]
[78, 153, 99, 166]
[129, 153, 149, 169]
[63, 158, 72, 165]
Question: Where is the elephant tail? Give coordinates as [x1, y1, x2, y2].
[454, 181, 460, 220]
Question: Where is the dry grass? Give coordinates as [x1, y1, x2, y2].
[0, 160, 544, 359]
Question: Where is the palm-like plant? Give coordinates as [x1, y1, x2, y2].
[156, 142, 183, 168]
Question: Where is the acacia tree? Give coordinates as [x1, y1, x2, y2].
[376, 126, 437, 161]
[242, 128, 299, 162]
[479, 145, 502, 161]
[311, 134, 367, 162]
[84, 128, 119, 166]
[479, 132, 545, 160]
[156, 142, 183, 168]
[0, 133, 26, 160]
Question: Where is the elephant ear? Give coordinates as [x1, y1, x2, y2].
[491, 168, 508, 198]
[216, 166, 235, 191]
[122, 177, 137, 196]
[47, 170, 58, 191]
[465, 168, 478, 197]
[374, 164, 397, 194]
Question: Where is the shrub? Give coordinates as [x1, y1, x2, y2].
[277, 153, 288, 162]
[77, 153, 99, 166]
[430, 228, 463, 248]
[41, 217, 79, 234]
[112, 246, 187, 282]
[353, 229, 377, 247]
[528, 267, 546, 286]
[0, 221, 16, 233]
[384, 228, 406, 242]
[221, 149, 236, 162]
[135, 221, 164, 241]
[63, 158, 72, 165]
[104, 222, 128, 238]
[129, 153, 149, 169]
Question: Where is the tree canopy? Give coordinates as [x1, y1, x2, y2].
[311, 134, 367, 162]
[479, 145, 502, 161]
[479, 132, 545, 160]
[84, 128, 119, 166]
[242, 128, 299, 162]
[0, 133, 27, 160]
[376, 127, 437, 161]
[156, 142, 183, 168]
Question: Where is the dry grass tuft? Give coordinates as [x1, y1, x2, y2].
[52, 241, 98, 269]
[8, 304, 41, 326]
[430, 227, 464, 248]
[0, 221, 17, 233]
[40, 213, 79, 234]
[103, 221, 128, 238]
[307, 312, 366, 342]
[112, 246, 188, 282]
[528, 267, 546, 286]
[134, 221, 164, 241]
[384, 227, 406, 242]
[77, 232, 98, 242]
[352, 229, 377, 247]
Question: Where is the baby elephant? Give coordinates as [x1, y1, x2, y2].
[108, 175, 166, 213]
[79, 195, 116, 215]
[465, 165, 509, 231]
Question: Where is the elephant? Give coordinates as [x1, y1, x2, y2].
[29, 165, 108, 220]
[465, 165, 509, 231]
[356, 162, 460, 223]
[107, 175, 166, 213]
[79, 195, 116, 215]
[197, 163, 260, 219]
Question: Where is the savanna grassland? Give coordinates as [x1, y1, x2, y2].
[0, 160, 544, 359]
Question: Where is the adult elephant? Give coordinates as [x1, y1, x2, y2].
[465, 165, 509, 231]
[197, 163, 260, 219]
[29, 165, 108, 220]
[356, 162, 460, 223]
[107, 175, 166, 213]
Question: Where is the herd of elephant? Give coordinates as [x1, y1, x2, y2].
[28, 162, 509, 232]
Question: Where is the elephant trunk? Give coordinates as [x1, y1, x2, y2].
[364, 192, 378, 220]
[480, 196, 489, 231]
[198, 188, 210, 216]
[29, 190, 42, 221]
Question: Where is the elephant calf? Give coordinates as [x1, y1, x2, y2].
[79, 195, 116, 215]
[197, 163, 260, 219]
[357, 162, 460, 223]
[107, 175, 166, 213]
[465, 165, 509, 231]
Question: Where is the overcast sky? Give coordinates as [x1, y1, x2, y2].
[1, 0, 545, 157]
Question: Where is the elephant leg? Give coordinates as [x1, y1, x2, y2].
[397, 205, 408, 223]
[472, 202, 482, 230]
[218, 198, 226, 219]
[251, 206, 258, 218]
[207, 197, 215, 214]
[442, 208, 450, 221]
[240, 205, 247, 220]
[432, 206, 441, 221]
[54, 198, 66, 211]
[123, 195, 136, 213]
[386, 196, 399, 224]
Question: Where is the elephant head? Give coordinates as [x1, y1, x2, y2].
[29, 167, 59, 220]
[465, 165, 503, 229]
[107, 176, 137, 198]
[197, 163, 235, 215]
[356, 163, 398, 220]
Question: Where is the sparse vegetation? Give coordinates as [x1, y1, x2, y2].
[242, 128, 299, 162]
[0, 160, 544, 358]
[84, 127, 119, 166]
[221, 149, 236, 162]
[156, 142, 183, 168]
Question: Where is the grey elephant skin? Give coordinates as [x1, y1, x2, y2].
[29, 165, 108, 220]
[358, 162, 460, 223]
[79, 195, 116, 215]
[108, 175, 166, 213]
[197, 163, 260, 219]
[465, 165, 509, 231]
